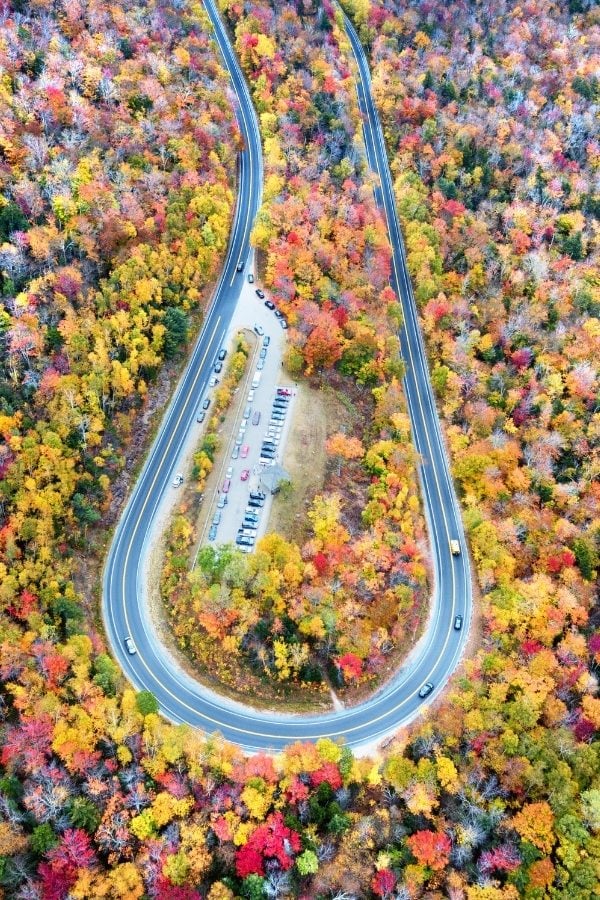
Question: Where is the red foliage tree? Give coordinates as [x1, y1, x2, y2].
[407, 829, 452, 871]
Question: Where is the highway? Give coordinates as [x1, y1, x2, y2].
[102, 2, 472, 753]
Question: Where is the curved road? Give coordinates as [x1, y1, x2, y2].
[102, 2, 472, 752]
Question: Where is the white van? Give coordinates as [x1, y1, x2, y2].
[251, 372, 261, 389]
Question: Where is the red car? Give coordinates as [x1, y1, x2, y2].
[240, 469, 250, 481]
[277, 387, 293, 397]
[222, 478, 231, 493]
[240, 444, 250, 458]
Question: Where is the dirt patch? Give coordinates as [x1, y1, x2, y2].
[267, 381, 354, 543]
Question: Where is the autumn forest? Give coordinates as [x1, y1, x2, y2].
[0, 0, 599, 898]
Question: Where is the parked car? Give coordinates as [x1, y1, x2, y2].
[244, 512, 259, 524]
[241, 469, 250, 481]
[209, 376, 219, 387]
[250, 491, 266, 500]
[257, 358, 265, 370]
[231, 446, 240, 459]
[208, 524, 217, 541]
[248, 273, 254, 283]
[273, 398, 288, 407]
[247, 390, 255, 402]
[197, 410, 206, 423]
[217, 494, 228, 508]
[280, 319, 289, 329]
[172, 473, 184, 487]
[235, 434, 243, 446]
[226, 466, 233, 479]
[222, 478, 231, 493]
[202, 397, 211, 409]
[253, 324, 264, 336]
[241, 444, 250, 458]
[236, 534, 254, 546]
[265, 299, 275, 310]
[259, 348, 267, 359]
[239, 419, 247, 432]
[419, 682, 434, 699]
[245, 506, 261, 517]
[124, 637, 137, 655]
[248, 498, 264, 508]
[256, 288, 265, 299]
[263, 336, 270, 347]
[277, 387, 293, 396]
[243, 405, 251, 419]
[252, 411, 261, 426]
[454, 614, 463, 631]
[214, 362, 223, 374]
[274, 308, 283, 318]
[218, 348, 227, 361]
[212, 511, 221, 525]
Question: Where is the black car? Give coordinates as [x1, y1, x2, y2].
[274, 308, 283, 318]
[237, 260, 244, 272]
[262, 336, 270, 347]
[256, 289, 265, 299]
[218, 348, 227, 361]
[214, 361, 222, 373]
[244, 513, 259, 524]
[454, 615, 463, 631]
[248, 498, 264, 508]
[236, 534, 254, 546]
[418, 682, 434, 699]
[250, 491, 266, 501]
[265, 299, 275, 310]
[202, 397, 211, 410]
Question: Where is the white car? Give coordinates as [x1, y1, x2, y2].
[124, 637, 137, 655]
[209, 376, 219, 387]
[226, 466, 233, 479]
[247, 390, 255, 402]
[172, 473, 184, 486]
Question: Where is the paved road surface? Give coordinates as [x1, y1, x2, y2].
[102, 2, 472, 752]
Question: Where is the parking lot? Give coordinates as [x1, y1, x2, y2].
[194, 282, 296, 554]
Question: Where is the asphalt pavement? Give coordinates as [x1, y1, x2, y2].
[102, 2, 472, 753]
